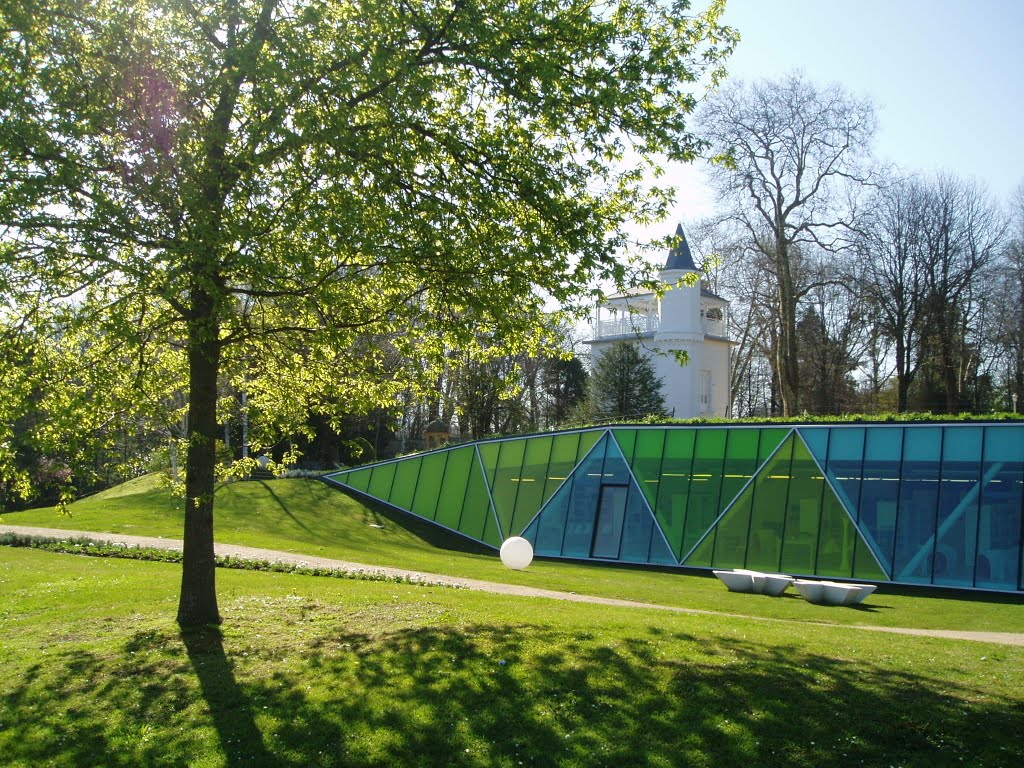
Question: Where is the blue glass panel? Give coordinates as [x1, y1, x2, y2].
[522, 517, 540, 546]
[892, 428, 940, 583]
[561, 435, 608, 558]
[533, 476, 572, 556]
[601, 435, 632, 486]
[799, 428, 829, 464]
[856, 427, 902, 573]
[647, 527, 678, 565]
[592, 485, 628, 559]
[619, 484, 656, 563]
[976, 426, 1024, 590]
[932, 427, 983, 587]
[824, 428, 863, 510]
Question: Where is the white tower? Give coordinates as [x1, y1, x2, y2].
[654, 224, 704, 418]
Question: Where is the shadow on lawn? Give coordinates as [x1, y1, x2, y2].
[2, 621, 1022, 767]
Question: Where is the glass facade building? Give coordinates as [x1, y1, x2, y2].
[325, 423, 1024, 593]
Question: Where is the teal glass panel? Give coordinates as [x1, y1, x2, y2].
[457, 452, 493, 542]
[390, 457, 422, 511]
[823, 427, 864, 514]
[893, 428, 941, 583]
[411, 451, 447, 520]
[630, 429, 667, 511]
[576, 430, 603, 463]
[611, 429, 638, 463]
[435, 447, 474, 530]
[511, 436, 553, 535]
[685, 429, 727, 555]
[522, 517, 540, 546]
[491, 439, 527, 537]
[561, 435, 608, 558]
[779, 436, 823, 575]
[601, 434, 632, 486]
[544, 433, 581, 503]
[533, 476, 573, 556]
[345, 467, 373, 493]
[799, 427, 829, 464]
[478, 441, 501, 487]
[933, 427, 982, 587]
[742, 435, 795, 572]
[976, 426, 1023, 590]
[368, 462, 397, 501]
[619, 484, 657, 563]
[720, 429, 760, 512]
[656, 429, 696, 559]
[857, 427, 902, 573]
[592, 484, 628, 559]
[648, 528, 678, 565]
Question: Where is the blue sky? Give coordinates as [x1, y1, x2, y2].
[668, 0, 1024, 221]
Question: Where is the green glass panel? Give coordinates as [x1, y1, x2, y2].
[631, 429, 667, 512]
[411, 451, 447, 520]
[853, 536, 888, 581]
[710, 483, 754, 569]
[683, 429, 727, 555]
[481, 504, 503, 548]
[758, 428, 792, 464]
[815, 490, 861, 578]
[658, 429, 696, 559]
[720, 429, 761, 512]
[779, 436, 822, 575]
[478, 441, 502, 487]
[458, 452, 494, 542]
[611, 429, 638, 463]
[575, 430, 602, 463]
[345, 467, 373, 493]
[367, 462, 397, 501]
[511, 436, 553, 535]
[544, 433, 581, 502]
[491, 439, 527, 537]
[435, 447, 474, 530]
[684, 527, 715, 567]
[390, 457, 422, 511]
[742, 435, 795, 572]
[328, 471, 349, 484]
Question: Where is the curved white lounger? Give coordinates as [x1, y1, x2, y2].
[793, 579, 826, 603]
[713, 569, 757, 593]
[759, 573, 794, 596]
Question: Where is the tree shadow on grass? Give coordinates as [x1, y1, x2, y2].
[2, 620, 1023, 767]
[180, 625, 282, 767]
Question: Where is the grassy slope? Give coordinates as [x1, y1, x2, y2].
[4, 475, 1023, 632]
[1, 547, 1023, 768]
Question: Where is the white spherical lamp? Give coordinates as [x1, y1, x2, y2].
[500, 537, 534, 570]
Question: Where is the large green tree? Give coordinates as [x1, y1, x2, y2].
[0, 0, 733, 625]
[587, 341, 666, 420]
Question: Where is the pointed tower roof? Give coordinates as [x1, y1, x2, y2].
[664, 223, 698, 272]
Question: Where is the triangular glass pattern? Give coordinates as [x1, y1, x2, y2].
[341, 466, 373, 493]
[683, 433, 888, 581]
[611, 429, 638, 463]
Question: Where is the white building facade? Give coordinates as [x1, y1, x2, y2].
[585, 225, 732, 419]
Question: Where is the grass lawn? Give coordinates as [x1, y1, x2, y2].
[3, 474, 1024, 633]
[2, 547, 1023, 768]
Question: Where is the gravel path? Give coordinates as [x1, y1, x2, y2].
[3, 524, 1023, 647]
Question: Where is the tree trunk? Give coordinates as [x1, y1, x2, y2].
[775, 241, 801, 416]
[177, 290, 223, 627]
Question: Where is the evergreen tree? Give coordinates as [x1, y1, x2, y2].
[587, 343, 666, 420]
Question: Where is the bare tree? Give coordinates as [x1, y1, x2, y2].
[858, 173, 931, 412]
[700, 72, 876, 415]
[918, 175, 1004, 412]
